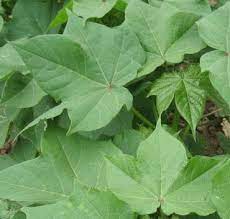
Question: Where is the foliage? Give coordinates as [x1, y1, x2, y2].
[0, 0, 229, 218]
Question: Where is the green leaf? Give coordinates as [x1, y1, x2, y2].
[14, 17, 145, 133]
[198, 2, 230, 106]
[125, 0, 206, 76]
[5, 0, 61, 41]
[72, 0, 117, 21]
[0, 127, 122, 201]
[0, 127, 134, 218]
[22, 182, 135, 219]
[148, 65, 206, 137]
[106, 121, 221, 215]
[212, 159, 230, 219]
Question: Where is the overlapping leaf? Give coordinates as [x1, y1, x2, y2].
[198, 2, 230, 106]
[13, 16, 145, 133]
[148, 65, 206, 137]
[125, 0, 207, 76]
[0, 127, 135, 218]
[106, 121, 221, 215]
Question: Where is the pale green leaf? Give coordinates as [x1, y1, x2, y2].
[14, 17, 145, 133]
[106, 121, 221, 215]
[198, 2, 230, 106]
[149, 66, 206, 137]
[125, 0, 206, 76]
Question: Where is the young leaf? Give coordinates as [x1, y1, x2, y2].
[148, 66, 206, 137]
[198, 2, 230, 106]
[22, 182, 135, 219]
[14, 18, 145, 133]
[72, 0, 117, 22]
[125, 0, 206, 76]
[212, 159, 230, 219]
[106, 121, 221, 215]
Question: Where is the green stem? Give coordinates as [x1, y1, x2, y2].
[132, 107, 155, 129]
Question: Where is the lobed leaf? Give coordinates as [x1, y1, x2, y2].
[106, 121, 221, 215]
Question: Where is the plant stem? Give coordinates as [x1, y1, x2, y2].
[132, 107, 155, 129]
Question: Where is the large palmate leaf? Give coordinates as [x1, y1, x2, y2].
[148, 66, 206, 137]
[14, 17, 145, 133]
[198, 2, 230, 106]
[212, 159, 230, 219]
[4, 0, 61, 41]
[73, 0, 117, 21]
[125, 0, 207, 76]
[149, 0, 211, 16]
[0, 127, 135, 218]
[106, 121, 221, 216]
